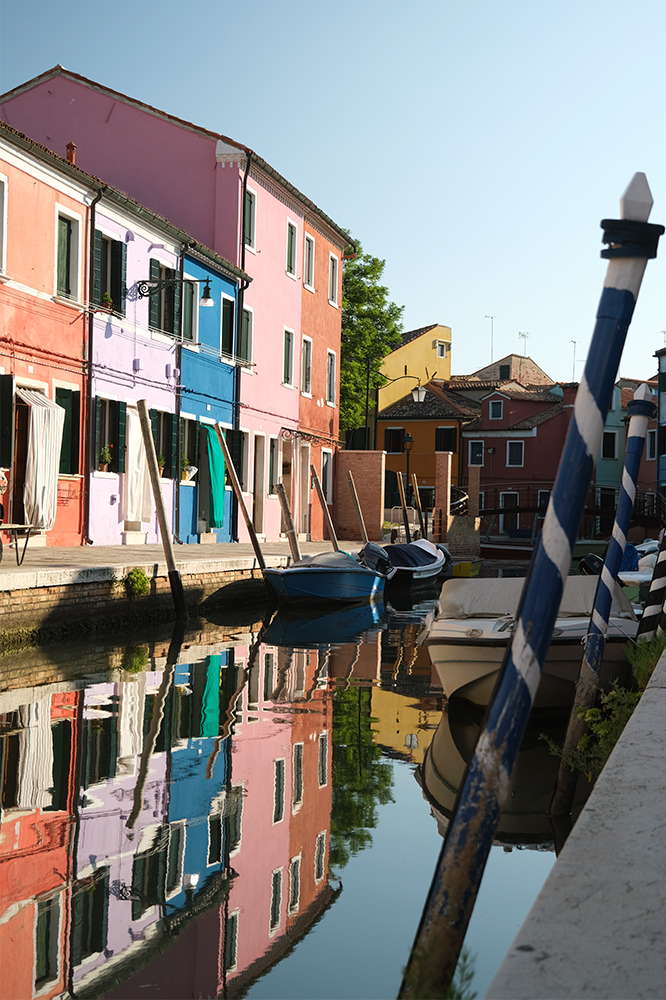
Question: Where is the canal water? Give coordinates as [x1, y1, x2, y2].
[0, 580, 568, 1000]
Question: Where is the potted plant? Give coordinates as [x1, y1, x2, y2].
[100, 292, 113, 311]
[181, 455, 190, 481]
[98, 444, 112, 472]
[157, 454, 166, 477]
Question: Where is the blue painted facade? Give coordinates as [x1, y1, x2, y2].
[178, 256, 239, 544]
[596, 384, 625, 490]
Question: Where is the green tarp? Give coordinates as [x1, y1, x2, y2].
[204, 425, 226, 528]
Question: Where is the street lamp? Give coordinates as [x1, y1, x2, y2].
[403, 432, 414, 503]
[137, 275, 215, 308]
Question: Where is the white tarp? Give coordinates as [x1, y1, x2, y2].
[436, 575, 636, 621]
[17, 388, 65, 530]
[123, 405, 153, 523]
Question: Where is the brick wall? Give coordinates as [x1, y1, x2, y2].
[335, 451, 385, 541]
[446, 515, 481, 557]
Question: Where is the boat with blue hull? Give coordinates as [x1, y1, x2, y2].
[263, 600, 384, 647]
[263, 550, 385, 604]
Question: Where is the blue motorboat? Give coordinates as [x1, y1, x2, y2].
[263, 600, 385, 647]
[263, 549, 385, 604]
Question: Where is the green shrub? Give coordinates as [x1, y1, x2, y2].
[122, 645, 149, 673]
[627, 631, 666, 691]
[123, 567, 150, 598]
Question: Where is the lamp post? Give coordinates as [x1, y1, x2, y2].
[403, 432, 414, 503]
[137, 275, 215, 307]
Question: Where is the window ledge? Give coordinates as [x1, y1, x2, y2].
[182, 342, 200, 353]
[282, 382, 296, 390]
[0, 272, 10, 284]
[150, 329, 175, 345]
[285, 271, 298, 281]
[179, 480, 196, 487]
[328, 299, 339, 309]
[304, 284, 315, 294]
[53, 295, 85, 311]
[326, 401, 336, 408]
[301, 391, 312, 399]
[93, 470, 119, 479]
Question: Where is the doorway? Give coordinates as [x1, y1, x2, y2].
[499, 491, 519, 533]
[300, 443, 310, 536]
[253, 435, 265, 533]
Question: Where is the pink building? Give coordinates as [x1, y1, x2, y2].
[0, 67, 349, 542]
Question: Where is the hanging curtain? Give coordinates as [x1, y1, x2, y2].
[17, 388, 65, 530]
[204, 425, 226, 528]
[123, 406, 153, 523]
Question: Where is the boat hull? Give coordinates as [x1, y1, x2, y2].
[263, 565, 385, 604]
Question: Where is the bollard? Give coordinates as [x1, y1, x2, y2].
[399, 174, 663, 999]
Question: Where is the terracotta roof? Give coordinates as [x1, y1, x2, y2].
[0, 117, 251, 284]
[0, 65, 352, 248]
[396, 324, 442, 349]
[378, 381, 480, 420]
[480, 385, 562, 403]
[464, 402, 564, 433]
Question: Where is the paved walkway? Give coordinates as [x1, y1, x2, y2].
[486, 650, 666, 999]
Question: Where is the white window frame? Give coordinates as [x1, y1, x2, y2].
[468, 440, 484, 466]
[165, 821, 186, 900]
[318, 730, 329, 787]
[328, 253, 339, 306]
[288, 856, 301, 914]
[283, 327, 295, 386]
[268, 436, 280, 496]
[0, 173, 7, 275]
[506, 440, 524, 467]
[321, 449, 333, 504]
[301, 336, 313, 396]
[326, 350, 336, 406]
[647, 428, 657, 461]
[489, 399, 503, 420]
[225, 910, 239, 971]
[273, 758, 286, 825]
[269, 868, 283, 935]
[239, 305, 253, 366]
[292, 743, 304, 810]
[314, 831, 326, 882]
[435, 340, 449, 359]
[286, 219, 297, 278]
[303, 233, 315, 291]
[55, 204, 83, 302]
[602, 430, 618, 460]
[244, 186, 257, 253]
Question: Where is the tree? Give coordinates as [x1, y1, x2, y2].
[340, 241, 404, 433]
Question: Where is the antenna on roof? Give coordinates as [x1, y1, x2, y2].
[518, 331, 529, 356]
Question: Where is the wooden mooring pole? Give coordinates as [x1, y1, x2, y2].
[397, 472, 411, 543]
[276, 482, 301, 563]
[347, 471, 369, 544]
[215, 425, 266, 572]
[399, 174, 663, 998]
[311, 465, 339, 550]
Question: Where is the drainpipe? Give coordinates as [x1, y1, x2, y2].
[233, 149, 252, 542]
[174, 244, 192, 544]
[83, 185, 106, 545]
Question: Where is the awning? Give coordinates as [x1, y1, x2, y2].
[16, 388, 65, 530]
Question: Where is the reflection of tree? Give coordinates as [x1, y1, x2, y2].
[329, 687, 394, 869]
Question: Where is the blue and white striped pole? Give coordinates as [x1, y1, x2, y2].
[551, 382, 656, 816]
[400, 175, 663, 999]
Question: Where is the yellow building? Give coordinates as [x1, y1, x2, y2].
[378, 323, 452, 411]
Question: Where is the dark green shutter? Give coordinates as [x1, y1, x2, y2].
[170, 412, 177, 479]
[56, 388, 72, 474]
[111, 240, 126, 316]
[92, 230, 103, 306]
[240, 310, 249, 361]
[149, 259, 160, 329]
[222, 299, 234, 356]
[228, 430, 244, 489]
[244, 191, 253, 244]
[172, 274, 181, 338]
[149, 408, 157, 450]
[94, 397, 102, 464]
[117, 401, 127, 473]
[0, 374, 14, 468]
[182, 281, 193, 341]
[57, 217, 72, 296]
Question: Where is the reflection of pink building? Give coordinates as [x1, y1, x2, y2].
[0, 67, 350, 542]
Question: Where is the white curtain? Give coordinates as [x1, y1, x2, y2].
[123, 406, 153, 523]
[18, 389, 65, 530]
[17, 699, 54, 810]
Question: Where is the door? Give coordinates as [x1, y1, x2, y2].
[300, 443, 310, 535]
[253, 435, 265, 533]
[499, 491, 519, 533]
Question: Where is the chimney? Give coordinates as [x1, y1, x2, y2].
[66, 141, 76, 164]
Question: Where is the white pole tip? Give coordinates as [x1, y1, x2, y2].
[620, 173, 653, 222]
[635, 382, 653, 402]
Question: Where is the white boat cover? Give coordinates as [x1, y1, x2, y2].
[123, 406, 153, 523]
[293, 551, 361, 569]
[436, 575, 636, 621]
[17, 388, 65, 530]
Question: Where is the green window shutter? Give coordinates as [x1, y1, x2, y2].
[149, 259, 160, 329]
[222, 299, 234, 356]
[94, 397, 102, 465]
[117, 401, 127, 473]
[244, 191, 253, 245]
[56, 388, 73, 474]
[170, 412, 177, 479]
[57, 216, 72, 296]
[240, 310, 249, 361]
[92, 230, 103, 306]
[71, 391, 80, 475]
[172, 273, 181, 338]
[182, 281, 193, 341]
[0, 374, 14, 468]
[228, 430, 244, 489]
[111, 240, 127, 316]
[149, 408, 157, 450]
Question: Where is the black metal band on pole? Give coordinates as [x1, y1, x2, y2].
[137, 399, 188, 620]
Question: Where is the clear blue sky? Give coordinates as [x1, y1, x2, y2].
[2, 0, 666, 383]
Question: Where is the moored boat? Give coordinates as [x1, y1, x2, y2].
[263, 550, 385, 604]
[359, 538, 449, 587]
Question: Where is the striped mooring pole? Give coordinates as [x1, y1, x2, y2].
[550, 382, 656, 816]
[399, 174, 664, 999]
[636, 518, 666, 642]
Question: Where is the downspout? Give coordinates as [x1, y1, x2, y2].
[233, 150, 252, 542]
[83, 185, 106, 545]
[174, 244, 192, 544]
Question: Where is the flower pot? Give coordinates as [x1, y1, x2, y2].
[159, 467, 165, 477]
[99, 463, 109, 473]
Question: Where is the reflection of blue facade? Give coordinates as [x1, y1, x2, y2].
[164, 653, 235, 918]
[179, 256, 239, 544]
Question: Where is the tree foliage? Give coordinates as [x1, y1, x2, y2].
[340, 241, 404, 432]
[329, 686, 394, 870]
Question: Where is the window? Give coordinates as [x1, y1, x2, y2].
[314, 832, 326, 881]
[328, 254, 339, 305]
[221, 297, 235, 356]
[95, 397, 126, 474]
[293, 743, 304, 808]
[148, 259, 180, 336]
[326, 351, 336, 405]
[435, 427, 457, 452]
[165, 824, 184, 898]
[322, 450, 333, 503]
[225, 912, 239, 971]
[92, 230, 127, 315]
[274, 759, 285, 823]
[538, 489, 551, 511]
[318, 731, 328, 786]
[507, 440, 524, 467]
[289, 857, 301, 913]
[489, 400, 503, 420]
[264, 651, 275, 700]
[304, 234, 315, 289]
[71, 870, 109, 967]
[301, 338, 312, 395]
[283, 329, 294, 384]
[244, 188, 256, 249]
[469, 440, 484, 466]
[35, 895, 60, 989]
[384, 428, 404, 453]
[499, 364, 510, 379]
[436, 341, 448, 359]
[500, 491, 519, 532]
[181, 416, 198, 471]
[150, 409, 176, 478]
[239, 308, 252, 363]
[269, 437, 279, 494]
[57, 211, 81, 300]
[226, 786, 243, 855]
[225, 428, 248, 490]
[648, 429, 657, 460]
[181, 278, 196, 342]
[286, 221, 297, 276]
[270, 870, 282, 932]
[0, 174, 7, 274]
[602, 431, 617, 460]
[56, 387, 81, 474]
